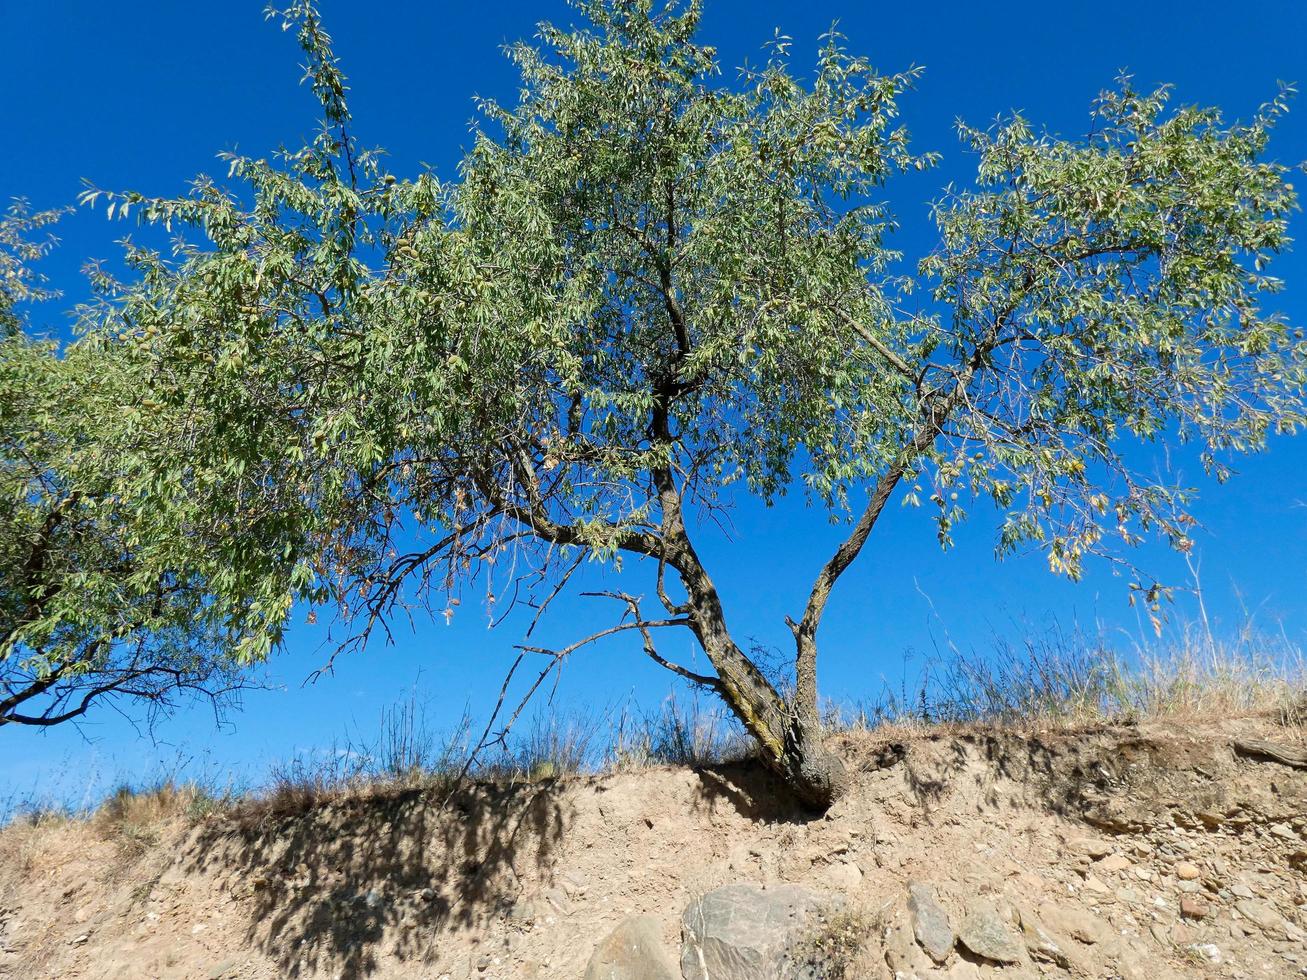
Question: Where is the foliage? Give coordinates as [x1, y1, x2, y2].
[0, 200, 68, 339]
[0, 326, 261, 725]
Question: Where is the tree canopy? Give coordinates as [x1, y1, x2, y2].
[3, 0, 1302, 805]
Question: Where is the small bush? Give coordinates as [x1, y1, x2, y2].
[610, 692, 752, 769]
[788, 907, 876, 980]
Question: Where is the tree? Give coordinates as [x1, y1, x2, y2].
[68, 0, 1304, 806]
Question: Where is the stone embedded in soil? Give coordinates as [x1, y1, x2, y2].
[906, 881, 954, 964]
[206, 958, 244, 980]
[680, 884, 830, 980]
[1074, 838, 1114, 859]
[1174, 862, 1201, 881]
[1233, 899, 1285, 935]
[1180, 896, 1210, 919]
[1036, 904, 1111, 946]
[821, 861, 863, 893]
[957, 904, 1024, 965]
[1097, 854, 1132, 873]
[1017, 907, 1078, 970]
[583, 915, 678, 980]
[1083, 875, 1111, 895]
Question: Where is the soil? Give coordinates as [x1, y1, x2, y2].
[2, 713, 1304, 979]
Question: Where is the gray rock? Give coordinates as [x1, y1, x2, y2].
[681, 884, 830, 980]
[957, 904, 1024, 965]
[1234, 899, 1285, 935]
[584, 916, 678, 980]
[906, 882, 954, 964]
[206, 959, 245, 980]
[1017, 908, 1079, 970]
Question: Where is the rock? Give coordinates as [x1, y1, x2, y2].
[1230, 883, 1255, 899]
[680, 884, 831, 980]
[1016, 906, 1080, 970]
[1073, 838, 1114, 859]
[1097, 854, 1132, 873]
[1082, 875, 1111, 895]
[1174, 862, 1201, 881]
[822, 861, 863, 893]
[1234, 899, 1284, 935]
[1180, 896, 1209, 920]
[507, 900, 538, 928]
[906, 882, 954, 965]
[883, 914, 934, 977]
[1189, 943, 1222, 964]
[558, 873, 586, 899]
[543, 887, 569, 913]
[1037, 903, 1112, 945]
[584, 916, 678, 980]
[956, 903, 1024, 965]
[206, 959, 244, 980]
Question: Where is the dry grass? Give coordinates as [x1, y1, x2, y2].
[833, 620, 1306, 736]
[609, 690, 754, 770]
[789, 905, 879, 979]
[5, 620, 1302, 836]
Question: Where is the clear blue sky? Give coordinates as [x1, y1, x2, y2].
[3, 1, 1305, 810]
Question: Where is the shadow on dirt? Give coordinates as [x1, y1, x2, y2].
[183, 780, 570, 978]
[179, 754, 819, 978]
[854, 728, 1153, 822]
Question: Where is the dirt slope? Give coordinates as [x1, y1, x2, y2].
[2, 714, 1305, 979]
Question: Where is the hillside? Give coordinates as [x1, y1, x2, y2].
[2, 713, 1305, 979]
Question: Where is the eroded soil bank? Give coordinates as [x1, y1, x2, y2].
[2, 714, 1304, 979]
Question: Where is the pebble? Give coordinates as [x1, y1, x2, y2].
[1180, 896, 1210, 920]
[1083, 875, 1111, 895]
[1174, 862, 1201, 881]
[1074, 838, 1114, 859]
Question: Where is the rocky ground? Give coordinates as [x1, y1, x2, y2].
[1, 713, 1305, 979]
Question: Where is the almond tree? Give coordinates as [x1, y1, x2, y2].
[1, 203, 258, 727]
[63, 1, 1304, 805]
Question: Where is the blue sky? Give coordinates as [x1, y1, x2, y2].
[3, 0, 1306, 809]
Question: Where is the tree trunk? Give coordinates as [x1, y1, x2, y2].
[775, 716, 850, 810]
[700, 633, 849, 810]
[659, 489, 849, 809]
